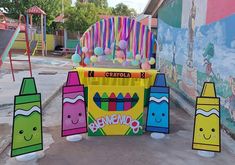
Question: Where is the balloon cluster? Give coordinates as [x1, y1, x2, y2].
[72, 41, 156, 70]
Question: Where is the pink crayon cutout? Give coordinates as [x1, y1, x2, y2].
[124, 93, 132, 111]
[62, 71, 87, 137]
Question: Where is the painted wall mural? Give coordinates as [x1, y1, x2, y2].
[157, 0, 235, 135]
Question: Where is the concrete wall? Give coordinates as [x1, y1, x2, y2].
[157, 0, 235, 135]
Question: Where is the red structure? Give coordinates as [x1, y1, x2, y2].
[0, 13, 32, 81]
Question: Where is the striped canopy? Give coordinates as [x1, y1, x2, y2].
[80, 16, 156, 59]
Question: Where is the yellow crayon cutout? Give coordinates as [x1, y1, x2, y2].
[192, 82, 221, 152]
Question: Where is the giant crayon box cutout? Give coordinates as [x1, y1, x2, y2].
[88, 85, 144, 136]
[11, 78, 43, 157]
[62, 71, 87, 137]
[192, 82, 221, 152]
[146, 73, 170, 134]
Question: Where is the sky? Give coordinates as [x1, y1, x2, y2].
[72, 0, 148, 14]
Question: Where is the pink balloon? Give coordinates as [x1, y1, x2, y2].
[141, 62, 151, 70]
[104, 48, 112, 55]
[119, 40, 127, 50]
[98, 55, 106, 62]
[116, 50, 125, 59]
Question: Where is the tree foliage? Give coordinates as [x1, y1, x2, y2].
[112, 3, 137, 17]
[0, 0, 72, 32]
[64, 2, 100, 33]
[88, 0, 108, 9]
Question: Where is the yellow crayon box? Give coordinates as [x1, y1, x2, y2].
[192, 82, 221, 152]
[88, 85, 144, 136]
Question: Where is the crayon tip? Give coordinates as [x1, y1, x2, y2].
[67, 71, 81, 86]
[117, 93, 123, 98]
[110, 93, 116, 98]
[94, 92, 100, 98]
[201, 82, 216, 97]
[154, 73, 166, 87]
[20, 78, 37, 95]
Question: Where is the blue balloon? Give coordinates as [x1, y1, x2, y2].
[94, 47, 104, 56]
[72, 54, 81, 63]
[127, 51, 133, 59]
[141, 58, 146, 63]
[131, 60, 139, 66]
[84, 57, 90, 65]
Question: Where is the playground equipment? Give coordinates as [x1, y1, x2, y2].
[76, 16, 156, 69]
[0, 13, 32, 81]
[26, 6, 47, 56]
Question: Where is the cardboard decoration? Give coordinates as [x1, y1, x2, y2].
[62, 71, 87, 137]
[11, 78, 43, 157]
[88, 85, 144, 136]
[192, 82, 221, 152]
[146, 73, 170, 134]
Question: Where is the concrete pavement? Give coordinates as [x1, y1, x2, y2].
[1, 92, 235, 165]
[0, 55, 235, 164]
[0, 55, 71, 155]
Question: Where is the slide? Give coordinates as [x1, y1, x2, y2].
[0, 25, 20, 67]
[29, 40, 37, 56]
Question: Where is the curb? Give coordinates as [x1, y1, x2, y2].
[171, 89, 235, 155]
[0, 82, 65, 155]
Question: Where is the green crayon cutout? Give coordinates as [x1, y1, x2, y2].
[11, 78, 43, 157]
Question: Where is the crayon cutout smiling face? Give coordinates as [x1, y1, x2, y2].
[147, 93, 169, 128]
[13, 111, 42, 149]
[194, 114, 219, 146]
[63, 103, 86, 130]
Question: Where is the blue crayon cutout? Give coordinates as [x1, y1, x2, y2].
[146, 73, 170, 134]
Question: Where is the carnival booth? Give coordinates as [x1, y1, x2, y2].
[71, 16, 158, 136]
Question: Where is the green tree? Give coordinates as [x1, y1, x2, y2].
[64, 2, 99, 33]
[112, 3, 137, 17]
[88, 0, 108, 9]
[0, 0, 72, 33]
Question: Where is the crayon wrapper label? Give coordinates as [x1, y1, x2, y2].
[63, 85, 84, 94]
[62, 91, 87, 136]
[193, 98, 220, 152]
[12, 96, 42, 157]
[197, 97, 219, 105]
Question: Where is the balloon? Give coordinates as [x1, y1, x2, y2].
[98, 55, 106, 62]
[71, 54, 81, 63]
[90, 56, 98, 63]
[141, 58, 146, 63]
[84, 57, 90, 65]
[119, 40, 127, 50]
[149, 57, 156, 65]
[131, 60, 139, 66]
[116, 50, 125, 59]
[107, 54, 113, 60]
[104, 48, 112, 55]
[82, 47, 88, 53]
[94, 47, 104, 56]
[117, 58, 124, 63]
[135, 54, 141, 61]
[141, 61, 151, 70]
[127, 51, 133, 59]
[122, 61, 130, 67]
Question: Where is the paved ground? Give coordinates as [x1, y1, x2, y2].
[0, 54, 71, 155]
[1, 92, 235, 165]
[1, 54, 235, 165]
